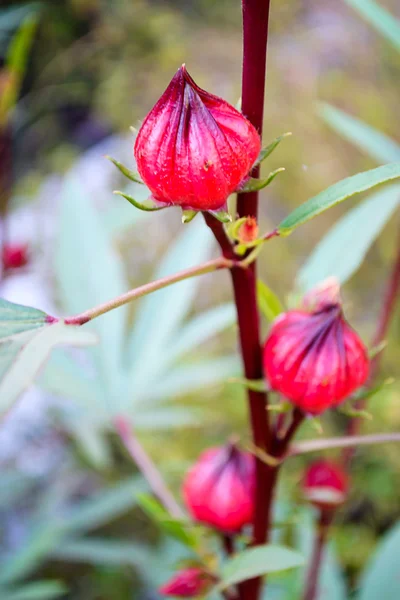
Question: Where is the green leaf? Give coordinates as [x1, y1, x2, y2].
[0, 582, 67, 600]
[60, 477, 146, 534]
[257, 279, 284, 322]
[52, 538, 151, 567]
[344, 0, 400, 51]
[239, 168, 285, 193]
[0, 299, 96, 415]
[127, 219, 214, 391]
[255, 132, 292, 165]
[137, 494, 196, 548]
[165, 304, 236, 365]
[114, 190, 166, 212]
[278, 162, 400, 235]
[217, 545, 304, 590]
[228, 377, 269, 393]
[319, 103, 400, 164]
[297, 185, 400, 290]
[357, 522, 400, 600]
[56, 175, 128, 392]
[106, 155, 143, 183]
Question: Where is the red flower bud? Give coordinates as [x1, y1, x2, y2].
[263, 301, 369, 415]
[238, 216, 259, 243]
[183, 443, 255, 532]
[134, 65, 261, 211]
[159, 568, 212, 597]
[303, 460, 348, 510]
[2, 244, 28, 270]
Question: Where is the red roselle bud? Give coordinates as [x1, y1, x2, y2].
[2, 244, 28, 270]
[134, 65, 261, 211]
[182, 443, 255, 533]
[263, 294, 369, 415]
[303, 460, 348, 511]
[237, 216, 259, 243]
[159, 568, 213, 598]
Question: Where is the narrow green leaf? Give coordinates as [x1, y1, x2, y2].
[358, 522, 400, 600]
[278, 162, 400, 235]
[137, 494, 196, 548]
[257, 279, 284, 322]
[239, 168, 285, 193]
[0, 581, 67, 600]
[319, 103, 400, 164]
[344, 0, 400, 51]
[106, 155, 143, 183]
[52, 538, 151, 567]
[229, 377, 269, 393]
[182, 209, 198, 223]
[297, 185, 400, 290]
[218, 545, 304, 590]
[61, 477, 146, 534]
[207, 209, 232, 223]
[255, 132, 292, 165]
[114, 190, 166, 211]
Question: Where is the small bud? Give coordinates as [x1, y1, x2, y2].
[159, 568, 213, 598]
[2, 244, 28, 270]
[237, 216, 259, 243]
[263, 293, 369, 415]
[303, 460, 348, 511]
[134, 65, 261, 211]
[183, 443, 255, 532]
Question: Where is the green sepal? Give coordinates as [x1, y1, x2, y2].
[181, 209, 199, 224]
[106, 156, 143, 184]
[234, 237, 263, 256]
[226, 217, 248, 241]
[239, 167, 285, 193]
[228, 377, 269, 393]
[267, 401, 292, 414]
[369, 340, 387, 359]
[254, 132, 292, 166]
[114, 191, 167, 212]
[206, 209, 232, 223]
[339, 403, 373, 420]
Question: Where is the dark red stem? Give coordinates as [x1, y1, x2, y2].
[302, 511, 334, 600]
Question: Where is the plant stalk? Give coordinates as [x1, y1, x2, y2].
[115, 416, 184, 519]
[302, 511, 333, 600]
[64, 256, 233, 325]
[290, 432, 400, 457]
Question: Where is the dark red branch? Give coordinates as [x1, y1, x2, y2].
[302, 511, 334, 600]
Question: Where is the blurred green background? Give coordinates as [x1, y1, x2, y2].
[0, 0, 400, 598]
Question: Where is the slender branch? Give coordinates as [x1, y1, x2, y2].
[302, 511, 333, 600]
[64, 256, 233, 325]
[290, 432, 400, 457]
[344, 228, 400, 462]
[115, 416, 185, 519]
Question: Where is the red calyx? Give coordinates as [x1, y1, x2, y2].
[182, 443, 255, 533]
[159, 568, 212, 598]
[134, 65, 261, 211]
[238, 216, 259, 243]
[303, 460, 348, 510]
[263, 302, 369, 415]
[2, 244, 28, 270]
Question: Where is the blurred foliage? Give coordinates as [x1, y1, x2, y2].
[0, 0, 400, 598]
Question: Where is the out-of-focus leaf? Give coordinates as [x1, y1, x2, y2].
[139, 356, 240, 403]
[0, 298, 97, 414]
[297, 185, 400, 290]
[0, 526, 62, 585]
[165, 303, 236, 367]
[60, 477, 146, 534]
[137, 494, 196, 548]
[56, 175, 128, 393]
[128, 219, 214, 390]
[70, 424, 112, 470]
[357, 522, 400, 600]
[133, 407, 200, 429]
[217, 545, 304, 590]
[0, 3, 41, 44]
[278, 163, 400, 235]
[257, 279, 283, 322]
[102, 196, 149, 235]
[295, 510, 347, 600]
[52, 538, 150, 567]
[344, 0, 400, 51]
[0, 581, 67, 600]
[319, 103, 400, 164]
[0, 470, 35, 510]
